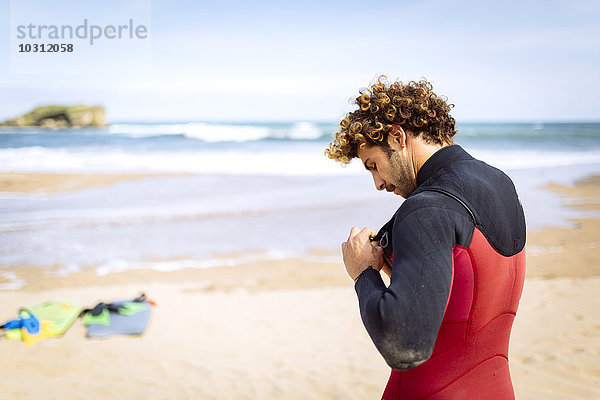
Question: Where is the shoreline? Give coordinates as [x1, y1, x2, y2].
[0, 256, 346, 293]
[1, 173, 599, 291]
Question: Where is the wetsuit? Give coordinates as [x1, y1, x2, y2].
[354, 144, 526, 399]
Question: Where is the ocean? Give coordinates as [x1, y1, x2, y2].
[1, 122, 599, 286]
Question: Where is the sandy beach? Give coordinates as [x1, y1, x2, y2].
[1, 173, 599, 399]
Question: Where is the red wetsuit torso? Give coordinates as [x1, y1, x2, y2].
[382, 228, 526, 399]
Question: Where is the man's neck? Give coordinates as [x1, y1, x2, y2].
[411, 142, 451, 179]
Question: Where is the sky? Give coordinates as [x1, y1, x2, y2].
[0, 0, 599, 123]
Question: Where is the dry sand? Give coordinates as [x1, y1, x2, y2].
[1, 173, 599, 399]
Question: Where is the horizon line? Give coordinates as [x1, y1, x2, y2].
[105, 119, 600, 125]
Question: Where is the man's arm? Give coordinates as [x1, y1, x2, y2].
[354, 205, 456, 370]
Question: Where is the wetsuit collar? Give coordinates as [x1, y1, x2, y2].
[416, 144, 473, 187]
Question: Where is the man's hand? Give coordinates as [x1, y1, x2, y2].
[341, 227, 384, 281]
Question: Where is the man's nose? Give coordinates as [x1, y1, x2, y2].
[373, 174, 386, 191]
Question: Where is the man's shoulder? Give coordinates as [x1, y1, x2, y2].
[395, 189, 471, 225]
[401, 190, 448, 210]
[390, 189, 475, 250]
[410, 152, 526, 256]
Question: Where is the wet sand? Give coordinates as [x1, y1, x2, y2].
[526, 175, 600, 278]
[0, 172, 186, 193]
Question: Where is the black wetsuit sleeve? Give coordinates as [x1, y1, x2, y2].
[354, 205, 456, 370]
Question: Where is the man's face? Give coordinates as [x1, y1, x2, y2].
[357, 138, 417, 199]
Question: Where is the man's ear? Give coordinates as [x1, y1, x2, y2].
[388, 125, 407, 151]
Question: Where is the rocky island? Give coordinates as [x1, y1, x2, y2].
[0, 105, 107, 128]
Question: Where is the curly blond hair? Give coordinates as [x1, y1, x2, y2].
[326, 76, 457, 164]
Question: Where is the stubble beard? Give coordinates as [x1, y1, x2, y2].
[388, 149, 417, 198]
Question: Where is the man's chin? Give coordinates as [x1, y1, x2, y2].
[394, 187, 411, 199]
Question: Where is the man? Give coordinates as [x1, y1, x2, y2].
[326, 77, 526, 399]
